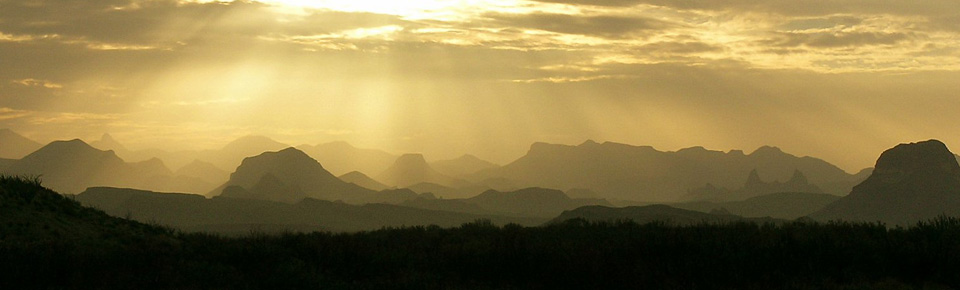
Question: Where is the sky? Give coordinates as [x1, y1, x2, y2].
[1, 0, 959, 171]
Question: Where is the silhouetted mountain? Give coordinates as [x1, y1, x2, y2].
[377, 153, 467, 188]
[431, 154, 499, 177]
[474, 140, 862, 202]
[116, 135, 291, 172]
[811, 140, 960, 226]
[673, 192, 841, 219]
[77, 187, 544, 233]
[549, 204, 782, 225]
[464, 187, 612, 217]
[89, 133, 128, 153]
[174, 159, 229, 185]
[0, 139, 215, 194]
[339, 171, 389, 191]
[296, 141, 397, 176]
[0, 129, 42, 159]
[686, 169, 824, 201]
[2, 139, 131, 193]
[212, 147, 417, 204]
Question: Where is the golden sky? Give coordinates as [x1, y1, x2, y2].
[1, 0, 959, 171]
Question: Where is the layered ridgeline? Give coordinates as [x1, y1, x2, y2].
[811, 140, 960, 226]
[401, 187, 611, 218]
[473, 140, 865, 202]
[210, 147, 423, 204]
[0, 139, 212, 194]
[91, 134, 289, 172]
[683, 169, 829, 202]
[76, 187, 543, 233]
[0, 129, 42, 159]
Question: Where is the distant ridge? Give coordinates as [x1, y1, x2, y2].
[296, 141, 397, 176]
[811, 140, 960, 225]
[89, 133, 128, 153]
[377, 153, 467, 188]
[77, 186, 543, 233]
[473, 140, 863, 202]
[0, 139, 213, 194]
[431, 154, 499, 177]
[0, 129, 42, 159]
[339, 171, 390, 191]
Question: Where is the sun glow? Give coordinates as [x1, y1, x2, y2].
[255, 0, 519, 20]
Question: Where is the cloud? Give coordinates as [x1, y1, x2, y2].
[770, 31, 914, 48]
[484, 12, 678, 39]
[10, 78, 63, 89]
[0, 107, 31, 121]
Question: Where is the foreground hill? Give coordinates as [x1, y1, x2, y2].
[0, 129, 42, 159]
[0, 176, 174, 241]
[474, 140, 863, 202]
[211, 147, 420, 204]
[811, 140, 960, 226]
[78, 187, 544, 233]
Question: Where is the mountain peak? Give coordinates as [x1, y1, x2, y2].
[873, 139, 959, 177]
[221, 135, 287, 152]
[745, 169, 763, 186]
[787, 169, 809, 185]
[91, 133, 128, 152]
[580, 139, 599, 146]
[378, 153, 463, 188]
[750, 146, 783, 156]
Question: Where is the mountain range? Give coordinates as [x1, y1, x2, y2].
[472, 140, 867, 202]
[0, 139, 211, 194]
[76, 186, 544, 233]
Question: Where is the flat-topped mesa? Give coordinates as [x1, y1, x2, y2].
[870, 140, 960, 182]
[811, 139, 960, 226]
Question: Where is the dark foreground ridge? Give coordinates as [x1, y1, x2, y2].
[3, 176, 960, 289]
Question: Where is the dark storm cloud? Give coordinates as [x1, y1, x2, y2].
[483, 12, 678, 39]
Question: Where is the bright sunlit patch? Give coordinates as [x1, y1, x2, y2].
[254, 0, 521, 20]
